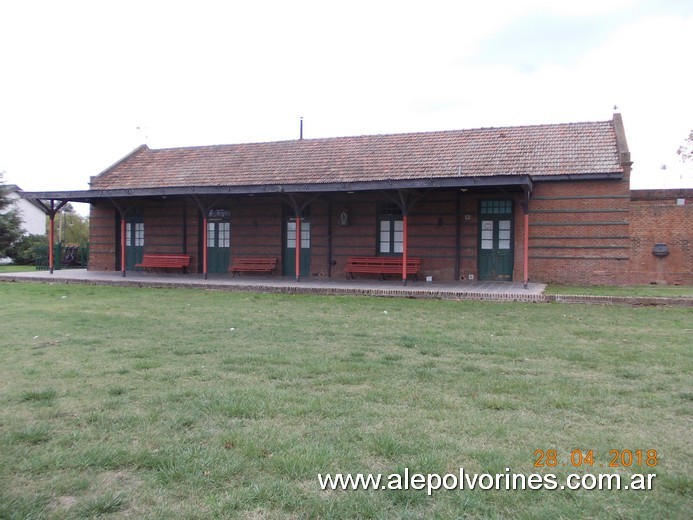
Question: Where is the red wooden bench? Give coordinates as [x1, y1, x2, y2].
[229, 257, 277, 276]
[135, 254, 191, 274]
[345, 256, 421, 281]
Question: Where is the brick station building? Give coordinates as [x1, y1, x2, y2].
[21, 114, 692, 285]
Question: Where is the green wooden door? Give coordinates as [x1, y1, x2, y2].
[283, 219, 311, 277]
[206, 212, 230, 274]
[478, 200, 513, 281]
[125, 221, 144, 270]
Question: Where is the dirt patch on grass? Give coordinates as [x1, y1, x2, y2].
[49, 470, 142, 516]
[54, 495, 78, 509]
[100, 469, 143, 490]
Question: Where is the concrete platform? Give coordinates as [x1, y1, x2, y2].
[3, 269, 690, 306]
[0, 269, 546, 302]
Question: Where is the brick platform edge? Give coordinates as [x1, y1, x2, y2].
[1, 275, 692, 307]
[544, 294, 693, 307]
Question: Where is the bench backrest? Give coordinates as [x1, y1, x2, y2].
[346, 257, 420, 266]
[140, 254, 191, 266]
[232, 257, 277, 267]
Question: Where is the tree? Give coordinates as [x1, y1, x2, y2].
[53, 203, 89, 245]
[0, 172, 24, 257]
[7, 234, 48, 265]
[677, 129, 693, 163]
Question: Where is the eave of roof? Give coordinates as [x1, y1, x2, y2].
[20, 174, 540, 203]
[19, 171, 631, 206]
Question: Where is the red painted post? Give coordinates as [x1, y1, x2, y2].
[48, 214, 55, 274]
[295, 217, 301, 282]
[402, 213, 408, 286]
[202, 217, 208, 279]
[523, 210, 529, 289]
[121, 218, 127, 277]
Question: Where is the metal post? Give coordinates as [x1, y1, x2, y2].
[455, 191, 461, 281]
[295, 216, 301, 282]
[327, 197, 333, 278]
[523, 210, 529, 289]
[402, 213, 408, 286]
[49, 212, 55, 274]
[121, 218, 127, 277]
[202, 217, 208, 279]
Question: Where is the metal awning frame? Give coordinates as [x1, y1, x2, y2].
[18, 174, 547, 204]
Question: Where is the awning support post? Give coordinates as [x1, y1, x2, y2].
[191, 195, 223, 279]
[48, 210, 55, 274]
[380, 188, 432, 285]
[120, 218, 127, 277]
[32, 198, 69, 275]
[402, 213, 408, 286]
[522, 187, 531, 289]
[202, 216, 208, 279]
[286, 193, 318, 283]
[295, 216, 301, 282]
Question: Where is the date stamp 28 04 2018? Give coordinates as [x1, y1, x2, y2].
[533, 449, 658, 469]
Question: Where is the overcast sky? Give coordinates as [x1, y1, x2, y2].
[1, 0, 692, 199]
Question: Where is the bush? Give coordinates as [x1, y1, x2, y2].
[7, 234, 48, 265]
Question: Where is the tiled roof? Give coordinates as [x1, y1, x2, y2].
[91, 119, 624, 190]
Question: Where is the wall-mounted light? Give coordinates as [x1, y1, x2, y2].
[652, 243, 669, 258]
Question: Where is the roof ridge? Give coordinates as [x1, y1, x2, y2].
[147, 118, 615, 152]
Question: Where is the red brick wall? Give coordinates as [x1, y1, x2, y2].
[143, 199, 189, 253]
[330, 192, 378, 270]
[628, 190, 692, 285]
[306, 199, 329, 277]
[229, 196, 283, 274]
[528, 179, 632, 284]
[88, 203, 116, 271]
[410, 191, 459, 280]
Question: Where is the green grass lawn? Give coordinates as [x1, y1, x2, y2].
[0, 264, 35, 273]
[0, 283, 690, 519]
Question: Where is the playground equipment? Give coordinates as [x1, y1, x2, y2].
[34, 243, 89, 270]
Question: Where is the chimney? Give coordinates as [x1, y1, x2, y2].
[612, 113, 632, 166]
